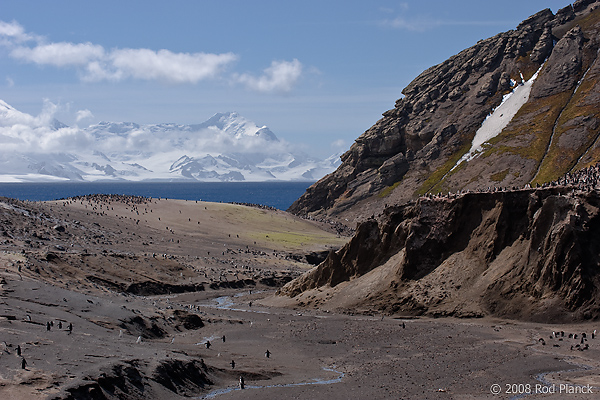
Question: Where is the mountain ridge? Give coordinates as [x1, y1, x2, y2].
[279, 0, 600, 321]
[288, 0, 600, 223]
[0, 107, 340, 182]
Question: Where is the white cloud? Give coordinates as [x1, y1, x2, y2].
[0, 99, 93, 153]
[330, 139, 346, 150]
[106, 48, 238, 84]
[36, 125, 93, 151]
[0, 19, 304, 92]
[0, 98, 58, 128]
[6, 77, 14, 87]
[0, 20, 238, 85]
[8, 41, 236, 84]
[10, 42, 104, 67]
[1, 98, 291, 157]
[235, 59, 303, 93]
[0, 21, 24, 38]
[35, 99, 60, 126]
[0, 20, 38, 43]
[75, 109, 94, 123]
[83, 60, 124, 82]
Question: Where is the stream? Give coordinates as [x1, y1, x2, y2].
[509, 345, 598, 400]
[192, 292, 344, 398]
[196, 367, 344, 399]
[205, 294, 267, 314]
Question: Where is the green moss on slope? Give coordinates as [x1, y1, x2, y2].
[415, 141, 472, 196]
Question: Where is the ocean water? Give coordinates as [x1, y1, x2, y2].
[0, 181, 313, 211]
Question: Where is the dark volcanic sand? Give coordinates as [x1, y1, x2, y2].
[0, 196, 599, 399]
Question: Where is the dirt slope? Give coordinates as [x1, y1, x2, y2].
[281, 184, 600, 322]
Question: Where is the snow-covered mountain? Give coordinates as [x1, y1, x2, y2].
[0, 100, 341, 182]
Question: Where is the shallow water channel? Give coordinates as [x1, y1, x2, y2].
[193, 292, 345, 398]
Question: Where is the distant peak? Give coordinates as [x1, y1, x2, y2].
[195, 112, 279, 141]
[205, 111, 239, 120]
[0, 99, 16, 111]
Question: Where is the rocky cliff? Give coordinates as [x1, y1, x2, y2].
[280, 169, 600, 321]
[289, 0, 600, 223]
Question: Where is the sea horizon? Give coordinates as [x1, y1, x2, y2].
[0, 181, 314, 211]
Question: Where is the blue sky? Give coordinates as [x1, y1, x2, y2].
[1, 0, 572, 157]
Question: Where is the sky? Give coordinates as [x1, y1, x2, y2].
[0, 0, 573, 157]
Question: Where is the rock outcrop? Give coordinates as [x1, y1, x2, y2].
[289, 1, 600, 223]
[52, 358, 213, 400]
[280, 183, 600, 322]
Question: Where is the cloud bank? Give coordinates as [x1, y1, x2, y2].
[0, 99, 292, 157]
[0, 99, 93, 153]
[0, 100, 340, 182]
[10, 41, 105, 67]
[0, 20, 303, 92]
[235, 59, 303, 94]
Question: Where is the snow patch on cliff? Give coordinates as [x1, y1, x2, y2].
[451, 64, 544, 172]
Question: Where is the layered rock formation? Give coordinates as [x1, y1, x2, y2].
[289, 0, 600, 223]
[280, 183, 600, 322]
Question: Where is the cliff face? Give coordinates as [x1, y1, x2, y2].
[289, 1, 600, 222]
[280, 184, 600, 322]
